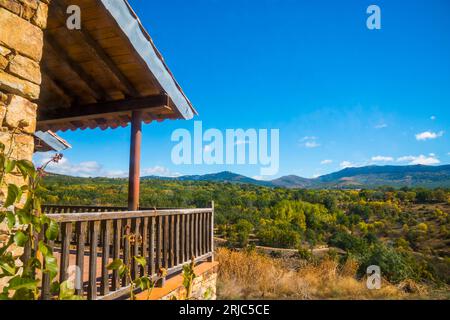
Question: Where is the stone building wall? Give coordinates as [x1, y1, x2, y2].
[0, 0, 49, 241]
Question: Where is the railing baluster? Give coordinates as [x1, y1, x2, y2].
[75, 221, 87, 296]
[141, 217, 148, 276]
[209, 202, 215, 261]
[180, 214, 186, 263]
[60, 222, 72, 283]
[190, 213, 194, 259]
[88, 221, 100, 300]
[200, 213, 204, 256]
[156, 216, 162, 273]
[149, 217, 155, 276]
[163, 215, 169, 269]
[169, 214, 174, 268]
[123, 219, 131, 286]
[111, 219, 122, 291]
[131, 218, 141, 279]
[101, 220, 111, 296]
[207, 212, 212, 253]
[195, 213, 199, 257]
[174, 215, 180, 266]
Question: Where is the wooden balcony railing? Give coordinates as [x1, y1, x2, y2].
[36, 204, 214, 300]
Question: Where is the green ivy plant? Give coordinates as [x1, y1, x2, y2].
[182, 257, 197, 300]
[0, 125, 81, 300]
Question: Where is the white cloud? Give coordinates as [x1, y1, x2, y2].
[34, 153, 180, 178]
[371, 156, 394, 162]
[374, 123, 388, 129]
[415, 131, 444, 141]
[430, 116, 436, 121]
[103, 170, 128, 178]
[252, 175, 271, 181]
[300, 136, 321, 148]
[397, 154, 440, 165]
[40, 156, 104, 178]
[305, 141, 320, 148]
[300, 136, 317, 141]
[141, 166, 181, 177]
[321, 159, 333, 165]
[340, 161, 354, 168]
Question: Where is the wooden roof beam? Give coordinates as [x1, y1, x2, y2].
[44, 34, 113, 101]
[40, 71, 75, 106]
[38, 94, 170, 125]
[51, 0, 140, 98]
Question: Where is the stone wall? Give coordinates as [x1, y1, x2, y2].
[135, 262, 219, 301]
[0, 0, 49, 244]
[160, 263, 218, 300]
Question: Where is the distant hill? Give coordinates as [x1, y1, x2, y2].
[271, 175, 313, 188]
[313, 165, 450, 189]
[143, 171, 272, 186]
[143, 165, 450, 189]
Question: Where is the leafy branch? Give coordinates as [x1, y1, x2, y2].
[0, 126, 81, 300]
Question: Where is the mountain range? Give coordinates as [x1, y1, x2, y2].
[143, 165, 450, 189]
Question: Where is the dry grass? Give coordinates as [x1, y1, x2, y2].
[216, 248, 415, 300]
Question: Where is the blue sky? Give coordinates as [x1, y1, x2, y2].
[37, 0, 450, 179]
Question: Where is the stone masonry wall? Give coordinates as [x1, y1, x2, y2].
[159, 264, 218, 300]
[0, 0, 49, 244]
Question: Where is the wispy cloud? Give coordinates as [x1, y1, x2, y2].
[300, 136, 318, 141]
[371, 155, 394, 162]
[301, 136, 321, 148]
[415, 131, 444, 141]
[252, 175, 271, 181]
[340, 161, 354, 168]
[397, 154, 440, 165]
[374, 123, 388, 129]
[34, 153, 180, 178]
[430, 115, 436, 121]
[305, 141, 320, 148]
[141, 166, 181, 177]
[33, 153, 101, 178]
[320, 159, 333, 165]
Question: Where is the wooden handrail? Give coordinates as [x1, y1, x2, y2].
[48, 208, 213, 223]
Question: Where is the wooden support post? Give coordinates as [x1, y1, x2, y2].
[128, 111, 143, 211]
[207, 201, 215, 262]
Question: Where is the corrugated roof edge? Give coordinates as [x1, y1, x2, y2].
[100, 0, 197, 119]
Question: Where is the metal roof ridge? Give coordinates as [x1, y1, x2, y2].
[100, 0, 198, 119]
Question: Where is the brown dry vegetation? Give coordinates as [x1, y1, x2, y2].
[216, 248, 434, 300]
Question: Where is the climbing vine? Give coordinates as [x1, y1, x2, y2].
[0, 125, 80, 300]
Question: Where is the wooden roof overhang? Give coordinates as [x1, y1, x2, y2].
[37, 0, 197, 132]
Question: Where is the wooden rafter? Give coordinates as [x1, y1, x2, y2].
[38, 94, 170, 125]
[44, 34, 113, 101]
[51, 0, 140, 98]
